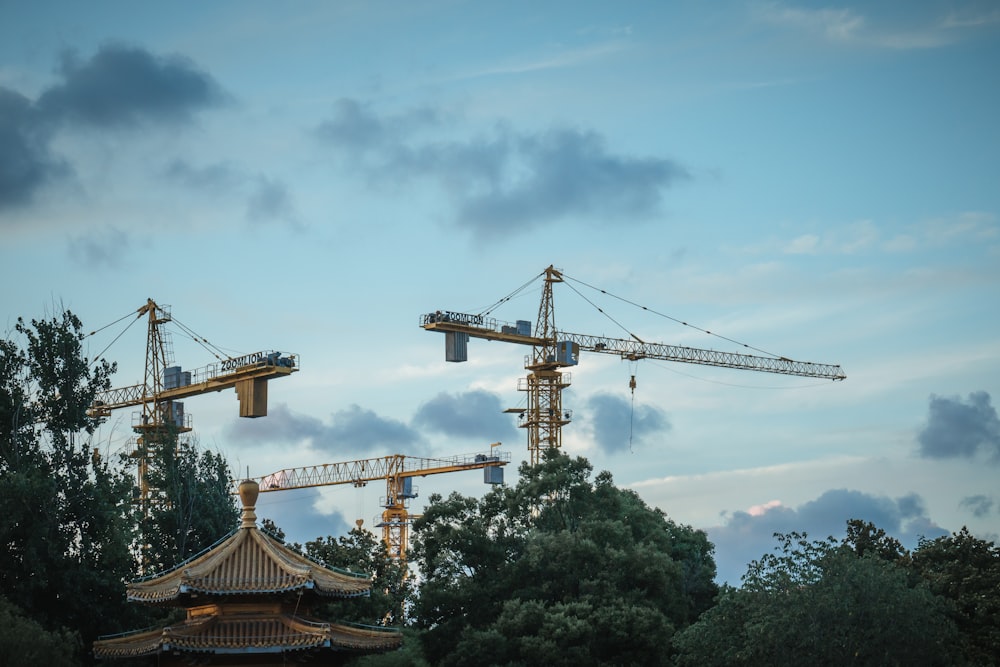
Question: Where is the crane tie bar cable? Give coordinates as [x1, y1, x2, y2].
[87, 312, 142, 367]
[562, 280, 641, 343]
[562, 273, 783, 359]
[170, 315, 233, 361]
[481, 270, 547, 317]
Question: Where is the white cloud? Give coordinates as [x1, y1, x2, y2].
[444, 40, 629, 82]
[747, 499, 783, 516]
[784, 234, 819, 254]
[755, 2, 997, 50]
[757, 4, 866, 42]
[923, 211, 998, 243]
[943, 9, 1000, 30]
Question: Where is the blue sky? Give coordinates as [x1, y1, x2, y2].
[2, 0, 998, 585]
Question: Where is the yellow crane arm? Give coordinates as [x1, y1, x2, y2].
[422, 312, 542, 345]
[250, 450, 511, 493]
[90, 351, 298, 417]
[243, 447, 510, 562]
[420, 313, 845, 380]
[559, 331, 845, 380]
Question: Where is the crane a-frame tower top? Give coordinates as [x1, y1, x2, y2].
[422, 265, 845, 465]
[89, 299, 298, 509]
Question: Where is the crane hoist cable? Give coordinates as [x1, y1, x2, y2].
[628, 360, 638, 453]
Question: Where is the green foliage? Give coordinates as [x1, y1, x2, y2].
[673, 527, 958, 666]
[411, 451, 718, 666]
[0, 596, 78, 667]
[139, 437, 238, 574]
[842, 518, 908, 563]
[300, 527, 413, 627]
[910, 527, 1000, 666]
[1, 308, 241, 664]
[0, 311, 138, 664]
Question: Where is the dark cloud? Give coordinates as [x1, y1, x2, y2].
[226, 402, 420, 455]
[455, 128, 687, 236]
[254, 486, 352, 545]
[227, 402, 429, 459]
[917, 391, 1000, 463]
[67, 225, 131, 268]
[412, 389, 518, 443]
[163, 160, 299, 229]
[895, 492, 927, 520]
[0, 87, 66, 210]
[315, 97, 443, 154]
[1, 45, 223, 210]
[246, 176, 298, 228]
[37, 43, 226, 128]
[707, 489, 948, 586]
[316, 98, 688, 238]
[226, 403, 328, 445]
[587, 392, 670, 454]
[325, 404, 420, 452]
[960, 494, 995, 518]
[163, 159, 242, 190]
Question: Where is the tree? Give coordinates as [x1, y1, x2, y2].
[0, 311, 137, 664]
[411, 451, 718, 666]
[843, 518, 908, 563]
[672, 528, 958, 666]
[0, 595, 77, 667]
[910, 527, 1000, 666]
[299, 526, 413, 627]
[138, 436, 238, 574]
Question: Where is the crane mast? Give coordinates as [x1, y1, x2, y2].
[422, 265, 845, 466]
[248, 447, 510, 562]
[523, 266, 570, 463]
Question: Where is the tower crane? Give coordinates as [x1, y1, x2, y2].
[422, 265, 846, 465]
[247, 445, 509, 562]
[89, 299, 299, 510]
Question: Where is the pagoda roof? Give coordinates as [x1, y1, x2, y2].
[127, 525, 372, 603]
[93, 612, 403, 659]
[95, 479, 402, 662]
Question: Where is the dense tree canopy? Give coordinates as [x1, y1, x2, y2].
[0, 595, 77, 667]
[410, 452, 718, 667]
[0, 312, 136, 662]
[0, 310, 240, 665]
[138, 436, 238, 575]
[298, 526, 413, 627]
[910, 527, 1000, 666]
[672, 527, 959, 666]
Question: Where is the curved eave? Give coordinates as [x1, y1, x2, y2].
[93, 614, 402, 658]
[127, 527, 371, 604]
[93, 627, 166, 659]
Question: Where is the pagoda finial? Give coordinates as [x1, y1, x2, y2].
[238, 479, 260, 529]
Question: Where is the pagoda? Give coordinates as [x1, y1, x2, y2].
[94, 479, 402, 665]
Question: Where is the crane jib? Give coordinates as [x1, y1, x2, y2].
[561, 333, 847, 381]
